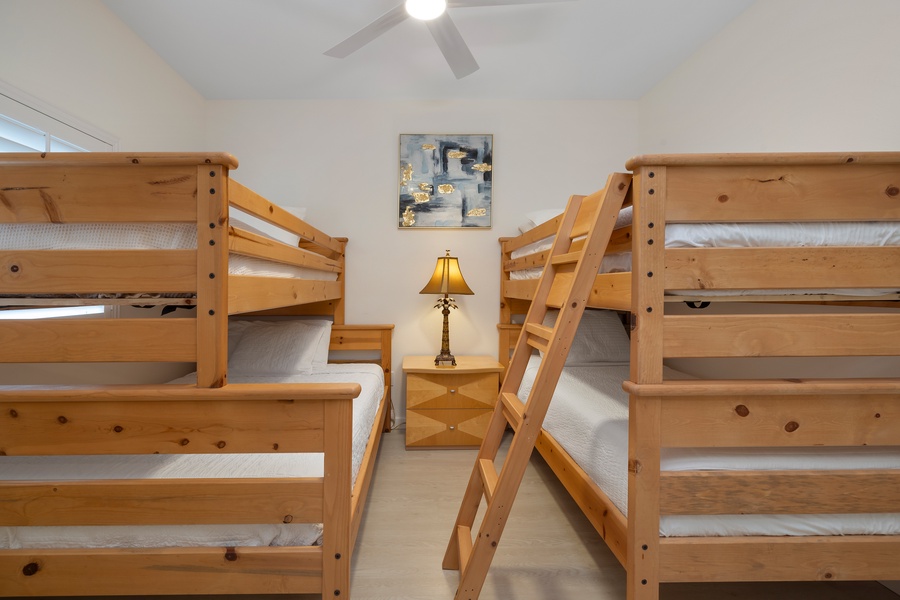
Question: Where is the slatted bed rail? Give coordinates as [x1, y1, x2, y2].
[0, 383, 356, 597]
[626, 152, 900, 382]
[226, 176, 346, 317]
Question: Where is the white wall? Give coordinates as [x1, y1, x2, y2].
[639, 0, 900, 153]
[206, 99, 639, 419]
[0, 0, 206, 150]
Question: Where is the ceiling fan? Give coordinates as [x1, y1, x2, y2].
[324, 0, 573, 79]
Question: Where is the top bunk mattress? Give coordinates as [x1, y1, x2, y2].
[509, 207, 900, 295]
[0, 220, 338, 282]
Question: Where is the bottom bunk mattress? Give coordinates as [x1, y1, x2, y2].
[518, 354, 900, 537]
[0, 362, 384, 550]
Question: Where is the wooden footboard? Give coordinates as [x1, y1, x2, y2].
[625, 378, 900, 593]
[0, 384, 356, 596]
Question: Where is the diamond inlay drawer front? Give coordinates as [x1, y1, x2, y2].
[407, 372, 497, 410]
[403, 356, 503, 449]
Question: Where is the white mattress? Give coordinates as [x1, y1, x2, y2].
[509, 210, 900, 296]
[0, 220, 338, 282]
[518, 355, 900, 537]
[0, 363, 384, 550]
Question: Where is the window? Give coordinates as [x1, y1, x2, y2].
[0, 112, 89, 152]
[1, 81, 119, 319]
[0, 306, 106, 320]
[0, 80, 116, 152]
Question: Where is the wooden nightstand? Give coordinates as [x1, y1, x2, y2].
[404, 355, 503, 449]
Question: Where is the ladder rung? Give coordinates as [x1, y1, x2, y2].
[525, 337, 549, 354]
[523, 322, 553, 341]
[550, 250, 581, 266]
[478, 458, 498, 502]
[499, 392, 525, 431]
[457, 525, 473, 575]
[524, 323, 553, 354]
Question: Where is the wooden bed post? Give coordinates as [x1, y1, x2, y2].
[334, 238, 347, 325]
[627, 164, 667, 600]
[627, 395, 662, 600]
[196, 163, 229, 387]
[499, 236, 513, 329]
[629, 165, 666, 384]
[322, 395, 353, 599]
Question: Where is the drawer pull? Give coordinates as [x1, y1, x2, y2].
[450, 389, 456, 393]
[449, 425, 456, 430]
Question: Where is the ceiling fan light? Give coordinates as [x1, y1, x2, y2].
[405, 0, 447, 21]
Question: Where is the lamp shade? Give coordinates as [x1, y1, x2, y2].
[420, 251, 474, 296]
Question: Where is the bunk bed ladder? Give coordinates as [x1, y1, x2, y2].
[442, 172, 632, 600]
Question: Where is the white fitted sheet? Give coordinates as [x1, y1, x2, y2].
[0, 363, 384, 550]
[517, 355, 900, 537]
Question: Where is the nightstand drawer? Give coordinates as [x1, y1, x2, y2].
[403, 355, 503, 449]
[406, 407, 492, 448]
[406, 371, 497, 410]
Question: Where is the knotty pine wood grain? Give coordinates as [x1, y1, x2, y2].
[20, 432, 900, 600]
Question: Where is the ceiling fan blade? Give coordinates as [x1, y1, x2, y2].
[449, 0, 575, 6]
[324, 3, 409, 58]
[426, 13, 480, 79]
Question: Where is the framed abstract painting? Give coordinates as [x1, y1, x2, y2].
[398, 133, 493, 228]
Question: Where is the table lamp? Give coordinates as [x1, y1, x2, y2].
[420, 250, 474, 366]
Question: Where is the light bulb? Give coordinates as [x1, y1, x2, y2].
[405, 0, 447, 21]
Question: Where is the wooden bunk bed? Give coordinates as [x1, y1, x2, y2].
[0, 152, 393, 598]
[465, 152, 900, 599]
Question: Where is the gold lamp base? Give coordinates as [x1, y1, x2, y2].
[434, 350, 457, 367]
[434, 296, 457, 367]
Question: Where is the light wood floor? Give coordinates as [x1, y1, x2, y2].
[16, 428, 899, 600]
[347, 428, 900, 600]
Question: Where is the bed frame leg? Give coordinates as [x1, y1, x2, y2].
[627, 394, 662, 600]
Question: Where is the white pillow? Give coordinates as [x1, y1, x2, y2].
[541, 309, 630, 365]
[228, 319, 332, 375]
[303, 319, 333, 365]
[615, 205, 634, 229]
[518, 205, 633, 234]
[227, 319, 255, 357]
[518, 208, 564, 233]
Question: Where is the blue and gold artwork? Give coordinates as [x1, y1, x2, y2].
[398, 134, 492, 228]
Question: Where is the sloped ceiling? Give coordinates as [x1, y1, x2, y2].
[102, 0, 755, 100]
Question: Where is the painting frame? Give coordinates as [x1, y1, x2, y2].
[398, 133, 493, 229]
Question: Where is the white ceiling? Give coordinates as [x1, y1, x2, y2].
[101, 0, 755, 101]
